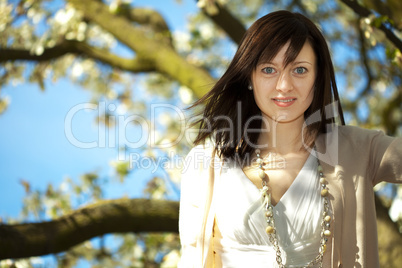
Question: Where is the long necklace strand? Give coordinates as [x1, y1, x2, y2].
[256, 149, 332, 268]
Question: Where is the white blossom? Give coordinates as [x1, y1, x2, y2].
[161, 249, 180, 267]
[133, 244, 144, 258]
[159, 113, 173, 127]
[173, 30, 191, 52]
[199, 23, 214, 40]
[0, 1, 12, 31]
[178, 86, 194, 104]
[54, 7, 76, 25]
[116, 103, 129, 115]
[34, 45, 44, 56]
[389, 186, 402, 222]
[71, 62, 84, 78]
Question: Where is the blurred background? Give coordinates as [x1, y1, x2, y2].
[0, 0, 401, 267]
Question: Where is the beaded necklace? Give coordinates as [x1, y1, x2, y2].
[255, 149, 331, 268]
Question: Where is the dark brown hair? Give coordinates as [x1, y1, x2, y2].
[191, 10, 344, 160]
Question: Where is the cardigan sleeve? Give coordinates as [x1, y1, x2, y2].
[368, 130, 402, 185]
[178, 145, 212, 268]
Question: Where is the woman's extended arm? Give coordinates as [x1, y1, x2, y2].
[368, 130, 402, 185]
[178, 145, 212, 267]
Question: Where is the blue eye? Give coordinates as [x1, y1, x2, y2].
[263, 67, 275, 74]
[295, 67, 307, 74]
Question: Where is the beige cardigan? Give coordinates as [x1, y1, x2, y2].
[178, 125, 402, 267]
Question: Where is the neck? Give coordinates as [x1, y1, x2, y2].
[257, 116, 307, 155]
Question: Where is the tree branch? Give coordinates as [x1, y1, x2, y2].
[362, 0, 402, 31]
[340, 0, 402, 52]
[0, 41, 78, 62]
[381, 90, 402, 135]
[126, 8, 171, 34]
[375, 194, 402, 266]
[0, 40, 156, 73]
[116, 7, 173, 45]
[197, 1, 246, 45]
[0, 198, 179, 260]
[73, 41, 156, 72]
[356, 19, 375, 97]
[67, 0, 216, 98]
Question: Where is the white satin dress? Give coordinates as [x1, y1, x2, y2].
[214, 153, 324, 267]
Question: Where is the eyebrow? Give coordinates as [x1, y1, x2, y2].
[257, 61, 278, 66]
[292, 61, 313, 65]
[258, 60, 313, 66]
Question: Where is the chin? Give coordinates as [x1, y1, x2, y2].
[272, 113, 304, 124]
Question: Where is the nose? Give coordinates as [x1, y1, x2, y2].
[276, 72, 293, 92]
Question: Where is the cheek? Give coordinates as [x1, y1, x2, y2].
[252, 90, 262, 106]
[297, 79, 315, 100]
[308, 86, 315, 98]
[252, 89, 268, 111]
[305, 88, 315, 109]
[305, 87, 314, 104]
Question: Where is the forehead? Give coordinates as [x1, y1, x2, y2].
[258, 40, 316, 65]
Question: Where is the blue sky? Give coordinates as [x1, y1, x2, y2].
[0, 2, 373, 267]
[0, 0, 198, 220]
[0, 0, 362, 221]
[0, 0, 370, 225]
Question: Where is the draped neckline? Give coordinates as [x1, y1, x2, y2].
[236, 152, 315, 208]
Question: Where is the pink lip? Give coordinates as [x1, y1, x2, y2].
[272, 97, 297, 107]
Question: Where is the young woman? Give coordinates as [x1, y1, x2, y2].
[178, 10, 402, 268]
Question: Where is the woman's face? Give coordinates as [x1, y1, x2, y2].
[251, 41, 316, 125]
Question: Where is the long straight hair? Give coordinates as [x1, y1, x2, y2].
[190, 10, 344, 161]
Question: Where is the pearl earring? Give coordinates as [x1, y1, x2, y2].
[248, 85, 253, 90]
